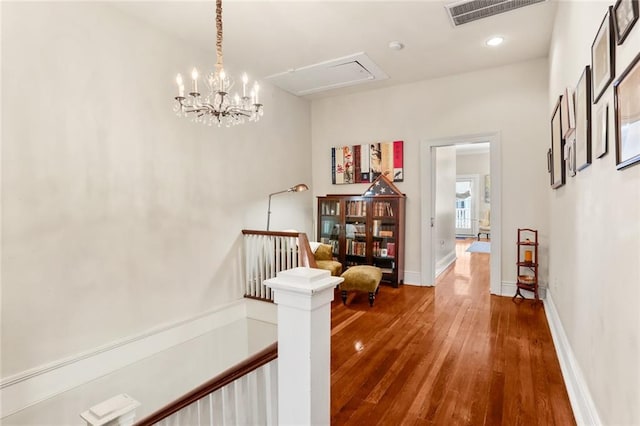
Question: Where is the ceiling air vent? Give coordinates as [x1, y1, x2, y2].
[445, 0, 546, 26]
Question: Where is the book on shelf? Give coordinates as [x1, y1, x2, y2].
[373, 201, 395, 217]
[386, 242, 395, 257]
[373, 220, 381, 237]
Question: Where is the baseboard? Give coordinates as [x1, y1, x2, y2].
[0, 299, 247, 418]
[403, 270, 422, 286]
[543, 290, 601, 426]
[500, 280, 547, 299]
[435, 251, 457, 278]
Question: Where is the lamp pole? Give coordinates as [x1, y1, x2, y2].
[267, 190, 289, 231]
[266, 184, 309, 231]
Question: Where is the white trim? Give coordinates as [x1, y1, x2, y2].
[0, 300, 248, 417]
[500, 281, 547, 300]
[420, 132, 501, 294]
[402, 270, 422, 286]
[435, 251, 457, 278]
[544, 289, 602, 426]
[245, 298, 277, 324]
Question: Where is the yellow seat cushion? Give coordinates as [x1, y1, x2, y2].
[340, 265, 382, 293]
[316, 260, 343, 277]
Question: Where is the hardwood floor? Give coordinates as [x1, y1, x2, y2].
[330, 239, 575, 425]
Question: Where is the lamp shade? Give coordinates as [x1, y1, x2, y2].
[289, 183, 309, 192]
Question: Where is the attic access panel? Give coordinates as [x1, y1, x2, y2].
[265, 52, 388, 96]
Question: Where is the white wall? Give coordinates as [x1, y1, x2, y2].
[1, 2, 311, 378]
[311, 58, 550, 286]
[434, 146, 457, 274]
[548, 2, 640, 424]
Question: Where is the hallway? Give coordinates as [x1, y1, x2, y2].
[330, 239, 574, 425]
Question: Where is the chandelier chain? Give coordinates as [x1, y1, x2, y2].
[215, 0, 224, 73]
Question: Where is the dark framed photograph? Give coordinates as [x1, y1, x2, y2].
[594, 102, 609, 158]
[613, 0, 639, 44]
[591, 7, 615, 104]
[614, 52, 640, 170]
[575, 66, 592, 171]
[550, 96, 565, 189]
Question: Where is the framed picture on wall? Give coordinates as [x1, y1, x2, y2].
[614, 52, 640, 170]
[550, 96, 566, 189]
[594, 102, 609, 158]
[547, 148, 553, 185]
[564, 132, 577, 177]
[591, 7, 615, 104]
[561, 87, 576, 137]
[575, 66, 592, 171]
[613, 0, 639, 44]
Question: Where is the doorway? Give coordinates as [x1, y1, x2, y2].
[419, 133, 501, 295]
[455, 175, 479, 237]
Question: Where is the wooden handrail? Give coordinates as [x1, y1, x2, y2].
[297, 232, 318, 268]
[241, 229, 300, 237]
[134, 342, 278, 425]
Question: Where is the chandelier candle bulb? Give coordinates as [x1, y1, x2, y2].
[191, 68, 199, 93]
[242, 73, 248, 97]
[220, 69, 226, 92]
[254, 82, 259, 104]
[176, 74, 184, 97]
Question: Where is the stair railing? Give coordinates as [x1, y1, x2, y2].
[241, 230, 315, 302]
[134, 343, 278, 426]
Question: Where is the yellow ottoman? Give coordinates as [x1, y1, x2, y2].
[339, 265, 383, 307]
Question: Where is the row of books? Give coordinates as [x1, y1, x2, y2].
[372, 220, 395, 237]
[346, 200, 367, 217]
[373, 202, 394, 217]
[371, 242, 396, 257]
[320, 201, 340, 216]
[346, 240, 366, 256]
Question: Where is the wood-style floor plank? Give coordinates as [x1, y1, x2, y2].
[330, 238, 575, 426]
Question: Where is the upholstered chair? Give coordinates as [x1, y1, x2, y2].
[313, 243, 343, 276]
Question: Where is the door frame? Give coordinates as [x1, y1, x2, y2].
[420, 132, 502, 295]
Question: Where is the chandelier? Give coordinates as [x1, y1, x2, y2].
[173, 0, 263, 127]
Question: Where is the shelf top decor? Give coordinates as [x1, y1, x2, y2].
[362, 174, 405, 197]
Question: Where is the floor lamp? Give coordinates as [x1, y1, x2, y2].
[267, 183, 309, 231]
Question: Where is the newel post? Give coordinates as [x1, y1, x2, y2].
[265, 267, 343, 426]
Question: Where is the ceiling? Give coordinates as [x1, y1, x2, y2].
[113, 0, 557, 99]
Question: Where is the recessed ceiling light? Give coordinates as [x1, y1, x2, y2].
[486, 36, 504, 47]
